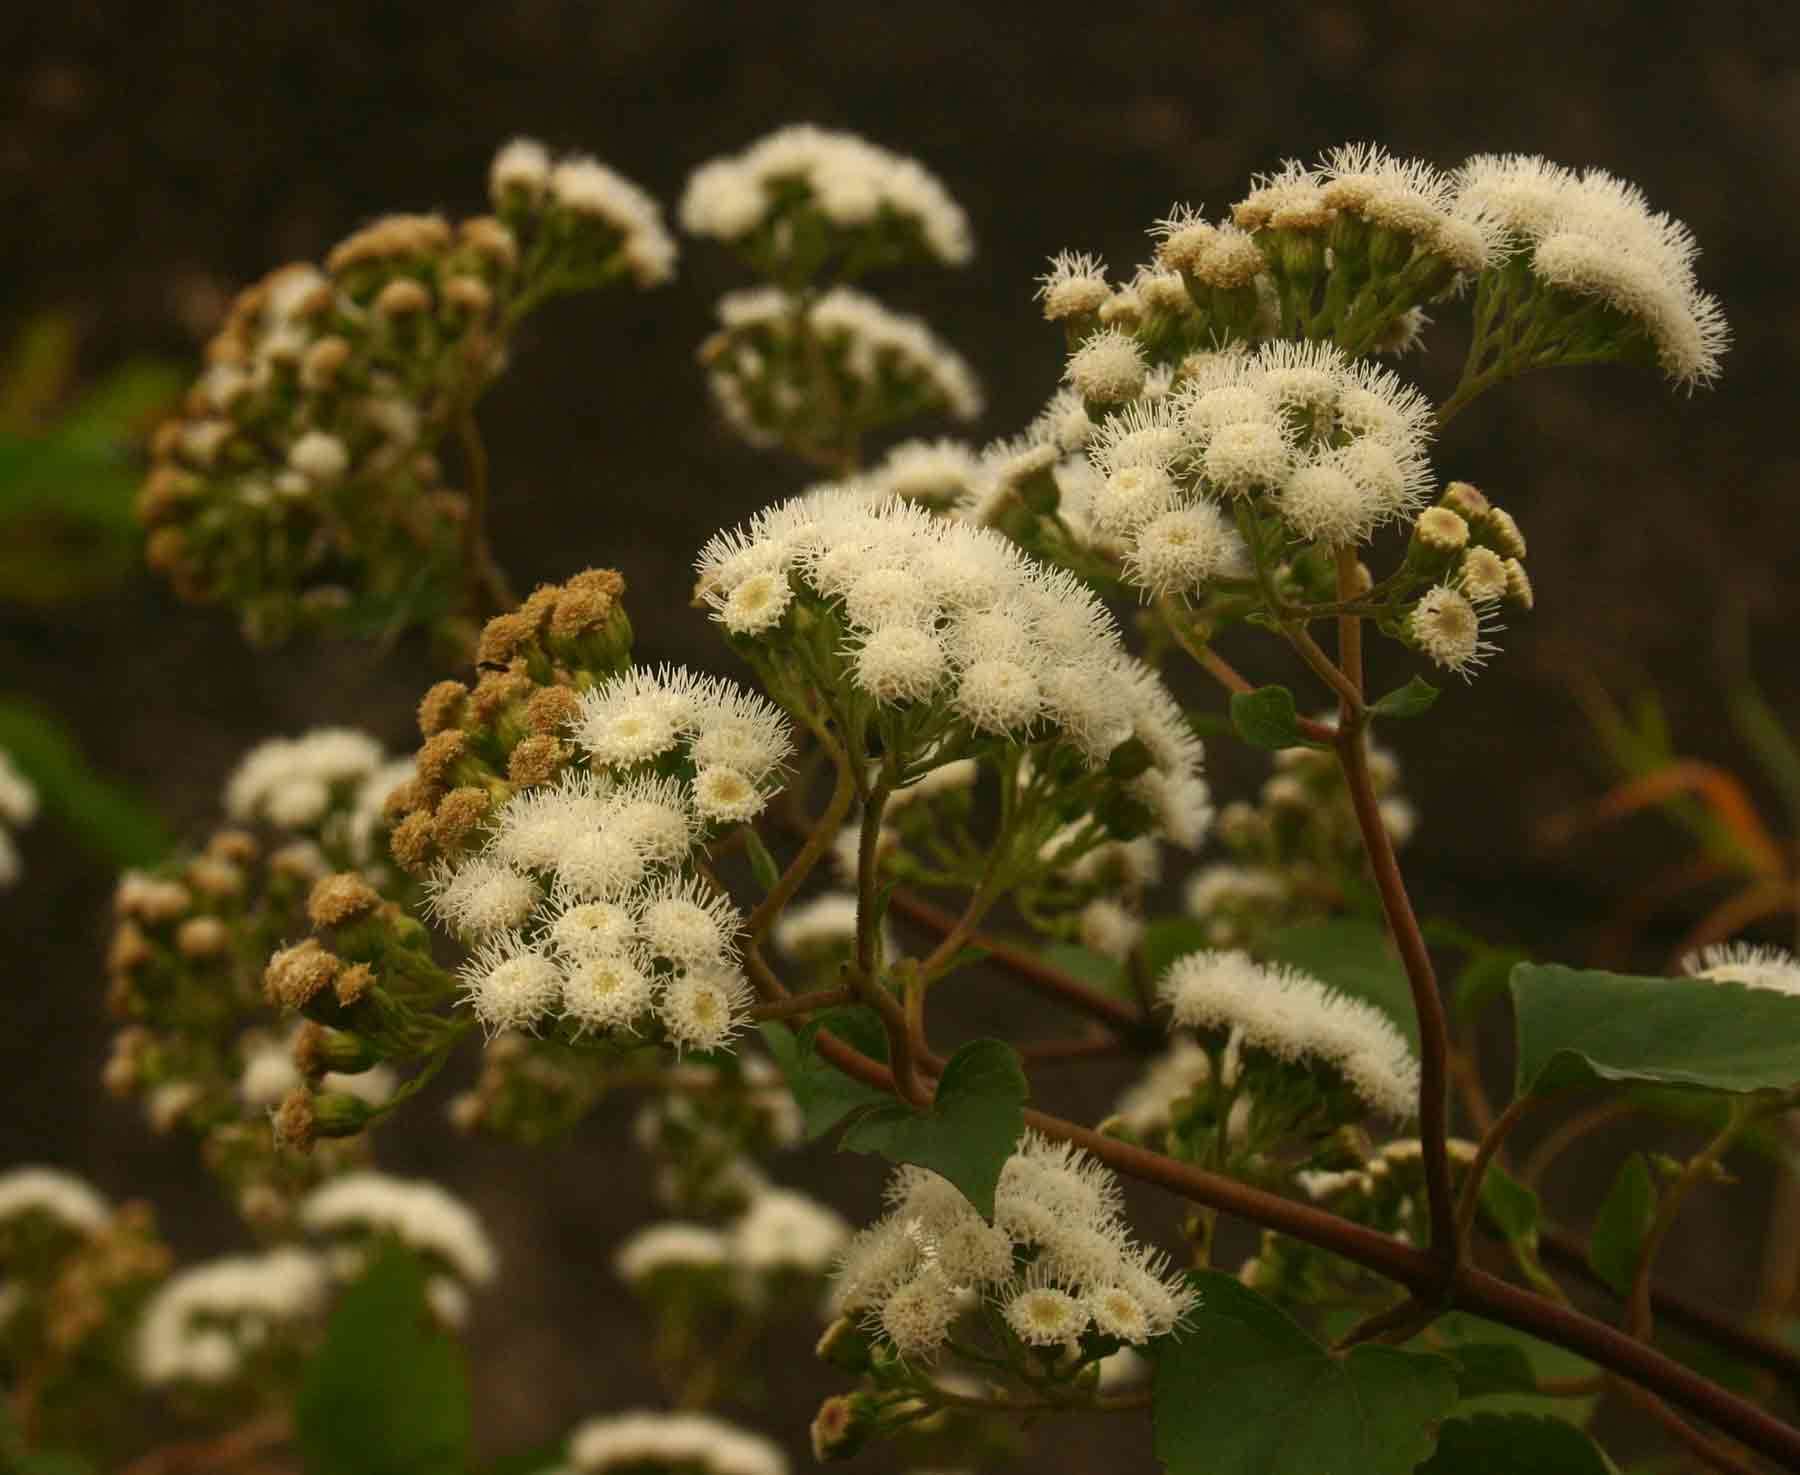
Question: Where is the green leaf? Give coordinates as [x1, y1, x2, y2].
[759, 1008, 892, 1140]
[1152, 1272, 1458, 1475]
[474, 1442, 567, 1475]
[296, 1248, 471, 1475]
[841, 1038, 1028, 1218]
[1423, 1313, 1599, 1426]
[1588, 1153, 1657, 1298]
[0, 699, 169, 866]
[1230, 685, 1324, 751]
[1143, 918, 1212, 981]
[1480, 1161, 1541, 1246]
[1510, 965, 1800, 1097]
[743, 827, 781, 893]
[1261, 918, 1418, 1050]
[1370, 675, 1439, 720]
[1418, 1413, 1617, 1474]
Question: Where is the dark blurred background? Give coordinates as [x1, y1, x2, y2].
[2, 2, 1798, 1465]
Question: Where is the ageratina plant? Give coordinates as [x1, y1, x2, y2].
[18, 129, 1800, 1475]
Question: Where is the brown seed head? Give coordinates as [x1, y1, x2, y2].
[458, 216, 519, 270]
[206, 828, 259, 866]
[334, 962, 376, 1007]
[185, 857, 244, 899]
[175, 916, 231, 960]
[508, 734, 568, 788]
[301, 335, 353, 391]
[107, 921, 153, 977]
[477, 610, 538, 667]
[526, 684, 581, 736]
[418, 680, 469, 739]
[374, 277, 432, 316]
[264, 938, 343, 1009]
[443, 275, 493, 315]
[432, 786, 492, 850]
[307, 872, 382, 929]
[469, 666, 533, 723]
[416, 729, 469, 787]
[272, 1088, 317, 1153]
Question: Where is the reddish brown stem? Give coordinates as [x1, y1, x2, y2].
[750, 987, 855, 1021]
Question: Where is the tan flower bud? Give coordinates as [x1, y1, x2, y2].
[307, 872, 382, 929]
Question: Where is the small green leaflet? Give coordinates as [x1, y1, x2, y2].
[1261, 918, 1418, 1050]
[1152, 1272, 1457, 1475]
[1588, 1153, 1657, 1298]
[1422, 1313, 1599, 1426]
[759, 1008, 892, 1140]
[743, 827, 782, 892]
[1479, 1160, 1541, 1246]
[1229, 685, 1325, 751]
[1416, 1412, 1617, 1473]
[1369, 675, 1440, 720]
[840, 1038, 1027, 1219]
[1510, 965, 1800, 1097]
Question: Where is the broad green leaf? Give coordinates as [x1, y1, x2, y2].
[841, 1038, 1027, 1218]
[743, 828, 781, 893]
[1588, 1153, 1657, 1298]
[1418, 1413, 1616, 1474]
[0, 699, 169, 866]
[1369, 675, 1439, 719]
[1510, 965, 1800, 1097]
[1230, 685, 1324, 751]
[1423, 1313, 1599, 1426]
[1143, 918, 1211, 981]
[759, 1007, 892, 1140]
[296, 1248, 471, 1475]
[1152, 1272, 1457, 1475]
[1479, 1161, 1541, 1245]
[1038, 942, 1138, 1004]
[1261, 918, 1418, 1050]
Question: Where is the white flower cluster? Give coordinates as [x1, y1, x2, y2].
[1453, 154, 1727, 386]
[830, 1138, 1196, 1361]
[0, 747, 37, 889]
[489, 137, 677, 287]
[224, 728, 387, 832]
[697, 492, 1212, 848]
[1064, 338, 1436, 576]
[136, 1247, 328, 1386]
[0, 1166, 110, 1234]
[1683, 943, 1800, 998]
[423, 670, 791, 1048]
[681, 123, 971, 267]
[298, 1171, 497, 1285]
[562, 1410, 788, 1475]
[707, 286, 983, 444]
[614, 1187, 851, 1289]
[1159, 950, 1419, 1119]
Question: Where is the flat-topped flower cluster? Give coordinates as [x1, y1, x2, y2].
[830, 1136, 1197, 1361]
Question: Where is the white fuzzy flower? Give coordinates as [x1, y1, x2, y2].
[689, 687, 795, 780]
[731, 1189, 851, 1274]
[427, 855, 541, 939]
[772, 893, 860, 959]
[489, 136, 551, 202]
[1003, 1276, 1089, 1346]
[568, 1410, 788, 1475]
[287, 430, 349, 484]
[562, 952, 656, 1035]
[1065, 328, 1147, 404]
[1036, 249, 1112, 320]
[224, 728, 385, 827]
[0, 1167, 109, 1233]
[830, 1217, 926, 1317]
[878, 1265, 961, 1359]
[137, 1248, 328, 1386]
[955, 658, 1041, 734]
[1079, 898, 1143, 961]
[572, 668, 694, 767]
[300, 1172, 496, 1283]
[692, 765, 767, 825]
[1113, 1038, 1214, 1136]
[659, 965, 753, 1053]
[458, 933, 562, 1034]
[491, 783, 608, 873]
[1160, 949, 1419, 1119]
[637, 874, 742, 965]
[854, 625, 948, 705]
[1683, 943, 1800, 998]
[1125, 504, 1242, 597]
[1408, 584, 1500, 677]
[721, 570, 793, 635]
[549, 155, 677, 287]
[615, 1222, 730, 1284]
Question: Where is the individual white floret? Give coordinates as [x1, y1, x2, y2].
[811, 287, 983, 420]
[489, 136, 552, 203]
[426, 855, 541, 939]
[720, 570, 793, 635]
[562, 952, 656, 1035]
[830, 1217, 926, 1317]
[239, 1038, 303, 1109]
[689, 686, 795, 780]
[490, 782, 608, 873]
[614, 1222, 731, 1284]
[689, 765, 764, 825]
[1335, 436, 1432, 522]
[1125, 504, 1243, 598]
[1079, 898, 1143, 961]
[852, 626, 949, 706]
[1087, 465, 1180, 546]
[1029, 387, 1097, 454]
[607, 775, 700, 865]
[539, 888, 636, 960]
[555, 828, 650, 903]
[137, 1248, 328, 1386]
[877, 1265, 961, 1360]
[224, 728, 385, 826]
[1334, 360, 1435, 456]
[1201, 418, 1293, 494]
[1003, 1271, 1090, 1346]
[572, 668, 700, 767]
[458, 933, 562, 1034]
[1085, 397, 1187, 479]
[0, 1167, 109, 1233]
[1160, 949, 1419, 1119]
[1065, 328, 1147, 404]
[731, 1189, 852, 1274]
[871, 437, 983, 508]
[636, 874, 742, 965]
[1458, 546, 1509, 601]
[1279, 459, 1381, 547]
[1318, 143, 1503, 270]
[659, 965, 753, 1053]
[1408, 585, 1500, 678]
[954, 658, 1042, 735]
[1254, 339, 1345, 416]
[300, 1172, 497, 1283]
[1036, 249, 1112, 320]
[1683, 943, 1800, 998]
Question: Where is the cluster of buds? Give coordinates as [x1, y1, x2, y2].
[102, 734, 419, 1219]
[139, 137, 673, 645]
[1188, 736, 1415, 951]
[684, 126, 981, 468]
